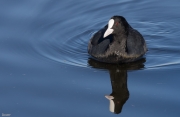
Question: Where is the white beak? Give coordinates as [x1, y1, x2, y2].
[103, 19, 114, 38]
[105, 95, 115, 113]
[104, 28, 114, 38]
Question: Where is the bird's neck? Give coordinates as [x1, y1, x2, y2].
[113, 34, 127, 45]
[113, 34, 128, 53]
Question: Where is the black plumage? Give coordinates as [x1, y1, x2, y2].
[88, 16, 147, 63]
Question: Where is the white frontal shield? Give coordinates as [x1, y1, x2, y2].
[104, 19, 114, 38]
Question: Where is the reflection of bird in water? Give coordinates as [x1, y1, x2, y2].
[106, 70, 128, 114]
[88, 58, 146, 114]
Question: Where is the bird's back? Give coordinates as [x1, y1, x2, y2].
[88, 26, 112, 57]
[127, 28, 147, 56]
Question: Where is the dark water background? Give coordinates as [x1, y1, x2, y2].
[0, 0, 180, 117]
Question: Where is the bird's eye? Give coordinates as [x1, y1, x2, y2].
[115, 22, 119, 26]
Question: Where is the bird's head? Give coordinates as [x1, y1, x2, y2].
[104, 16, 129, 38]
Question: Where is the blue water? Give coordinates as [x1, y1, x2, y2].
[0, 0, 180, 117]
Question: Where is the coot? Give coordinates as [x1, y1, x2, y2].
[88, 16, 147, 63]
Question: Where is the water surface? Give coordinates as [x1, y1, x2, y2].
[0, 0, 180, 117]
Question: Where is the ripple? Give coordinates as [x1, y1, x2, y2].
[138, 20, 180, 69]
[33, 31, 90, 67]
[30, 1, 180, 69]
[31, 20, 103, 68]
